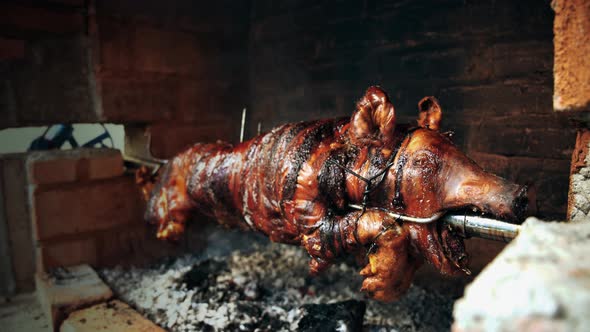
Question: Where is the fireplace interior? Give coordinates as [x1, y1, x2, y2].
[0, 1, 589, 331]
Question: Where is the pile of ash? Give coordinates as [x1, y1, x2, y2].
[100, 231, 454, 331]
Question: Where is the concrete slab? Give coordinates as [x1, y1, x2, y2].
[453, 217, 590, 332]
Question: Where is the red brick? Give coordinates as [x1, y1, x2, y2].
[27, 149, 123, 185]
[29, 158, 78, 186]
[0, 38, 25, 61]
[87, 152, 124, 181]
[553, 0, 590, 111]
[36, 238, 97, 272]
[31, 176, 143, 241]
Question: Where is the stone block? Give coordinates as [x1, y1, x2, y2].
[31, 176, 143, 241]
[453, 218, 590, 332]
[35, 264, 113, 331]
[568, 129, 590, 221]
[60, 300, 164, 332]
[553, 0, 590, 112]
[27, 149, 123, 185]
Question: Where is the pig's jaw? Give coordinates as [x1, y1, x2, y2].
[406, 221, 470, 276]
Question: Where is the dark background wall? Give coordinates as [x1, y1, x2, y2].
[0, 0, 251, 157]
[93, 0, 251, 157]
[0, 0, 576, 218]
[247, 0, 575, 218]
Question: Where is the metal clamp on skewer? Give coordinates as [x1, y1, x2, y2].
[123, 125, 168, 175]
[441, 214, 520, 242]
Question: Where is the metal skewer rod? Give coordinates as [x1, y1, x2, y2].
[240, 108, 247, 143]
[348, 204, 520, 242]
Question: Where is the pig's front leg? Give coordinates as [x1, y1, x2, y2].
[301, 209, 421, 301]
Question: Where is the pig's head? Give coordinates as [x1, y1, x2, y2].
[349, 86, 530, 276]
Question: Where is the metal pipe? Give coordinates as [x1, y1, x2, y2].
[441, 214, 520, 242]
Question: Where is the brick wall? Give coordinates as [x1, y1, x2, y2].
[0, 149, 191, 296]
[26, 149, 184, 272]
[247, 0, 575, 218]
[0, 1, 98, 128]
[552, 1, 590, 221]
[91, 0, 251, 158]
[0, 0, 250, 159]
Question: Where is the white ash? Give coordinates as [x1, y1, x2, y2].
[101, 241, 453, 331]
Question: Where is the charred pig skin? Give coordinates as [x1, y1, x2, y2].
[139, 86, 529, 302]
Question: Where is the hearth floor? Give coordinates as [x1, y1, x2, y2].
[100, 233, 455, 332]
[0, 292, 51, 332]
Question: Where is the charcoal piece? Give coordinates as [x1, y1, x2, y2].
[182, 259, 227, 289]
[297, 300, 366, 332]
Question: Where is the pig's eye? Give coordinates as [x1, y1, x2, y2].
[412, 152, 437, 169]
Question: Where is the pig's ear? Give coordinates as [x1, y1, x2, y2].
[417, 96, 442, 131]
[349, 86, 396, 146]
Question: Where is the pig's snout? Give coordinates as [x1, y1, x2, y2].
[486, 183, 530, 223]
[449, 176, 532, 223]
